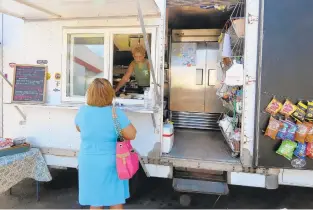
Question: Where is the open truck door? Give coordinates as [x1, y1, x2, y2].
[255, 0, 313, 169]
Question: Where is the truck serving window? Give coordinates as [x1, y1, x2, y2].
[63, 32, 106, 101]
[112, 33, 152, 99]
[61, 28, 157, 103]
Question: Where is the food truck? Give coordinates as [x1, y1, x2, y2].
[2, 0, 313, 205]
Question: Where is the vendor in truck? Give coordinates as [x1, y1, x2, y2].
[114, 45, 150, 93]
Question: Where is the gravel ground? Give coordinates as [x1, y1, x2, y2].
[1, 169, 313, 209]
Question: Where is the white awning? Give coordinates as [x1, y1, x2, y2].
[167, 0, 237, 7]
[0, 0, 160, 21]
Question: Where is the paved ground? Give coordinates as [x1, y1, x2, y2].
[1, 169, 313, 209]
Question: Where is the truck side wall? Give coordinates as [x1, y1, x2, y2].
[2, 0, 171, 178]
[240, 0, 259, 167]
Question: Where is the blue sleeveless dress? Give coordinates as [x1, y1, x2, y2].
[75, 105, 130, 206]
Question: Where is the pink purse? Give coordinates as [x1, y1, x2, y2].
[112, 106, 139, 180]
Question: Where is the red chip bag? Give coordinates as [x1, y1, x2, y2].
[265, 98, 283, 115]
[306, 143, 313, 159]
[265, 117, 283, 140]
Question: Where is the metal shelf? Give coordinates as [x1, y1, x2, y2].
[219, 125, 240, 157]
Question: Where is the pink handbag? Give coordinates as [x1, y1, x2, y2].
[112, 106, 139, 180]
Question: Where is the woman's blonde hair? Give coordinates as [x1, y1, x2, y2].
[87, 78, 115, 107]
[132, 44, 146, 56]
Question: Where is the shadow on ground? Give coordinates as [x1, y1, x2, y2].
[1, 169, 313, 209]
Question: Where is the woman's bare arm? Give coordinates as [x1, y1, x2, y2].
[115, 63, 135, 92]
[121, 124, 137, 140]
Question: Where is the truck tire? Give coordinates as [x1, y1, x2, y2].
[179, 194, 192, 207]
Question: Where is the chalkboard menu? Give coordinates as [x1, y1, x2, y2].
[12, 65, 47, 103]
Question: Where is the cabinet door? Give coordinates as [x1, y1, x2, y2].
[169, 42, 206, 112]
[204, 43, 224, 113]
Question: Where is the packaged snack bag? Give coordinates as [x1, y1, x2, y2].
[294, 142, 307, 159]
[306, 143, 313, 159]
[279, 100, 297, 117]
[295, 122, 311, 143]
[265, 117, 283, 140]
[284, 120, 297, 140]
[305, 124, 313, 143]
[291, 101, 307, 122]
[265, 98, 283, 115]
[276, 120, 290, 140]
[305, 101, 313, 122]
[276, 140, 297, 160]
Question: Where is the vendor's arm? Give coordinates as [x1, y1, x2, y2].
[147, 60, 151, 71]
[115, 62, 135, 92]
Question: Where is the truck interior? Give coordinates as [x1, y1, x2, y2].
[113, 33, 152, 98]
[162, 0, 244, 165]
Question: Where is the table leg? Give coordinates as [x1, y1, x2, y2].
[9, 188, 12, 195]
[36, 181, 40, 202]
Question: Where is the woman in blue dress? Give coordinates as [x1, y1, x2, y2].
[75, 78, 137, 209]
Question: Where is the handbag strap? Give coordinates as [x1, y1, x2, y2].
[112, 105, 124, 141]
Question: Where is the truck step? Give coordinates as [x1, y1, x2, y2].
[174, 168, 227, 182]
[173, 168, 229, 195]
[173, 178, 229, 195]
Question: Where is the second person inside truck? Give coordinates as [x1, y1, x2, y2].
[114, 44, 150, 93]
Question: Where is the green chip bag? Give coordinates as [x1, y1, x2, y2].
[276, 140, 297, 160]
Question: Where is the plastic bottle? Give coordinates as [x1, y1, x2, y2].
[144, 88, 149, 109]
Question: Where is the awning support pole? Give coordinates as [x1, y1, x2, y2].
[136, 0, 161, 106]
[0, 71, 27, 121]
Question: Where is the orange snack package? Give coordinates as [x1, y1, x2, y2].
[305, 122, 313, 143]
[295, 122, 311, 143]
[265, 116, 283, 140]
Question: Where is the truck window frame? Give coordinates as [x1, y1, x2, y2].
[62, 28, 109, 102]
[61, 27, 157, 103]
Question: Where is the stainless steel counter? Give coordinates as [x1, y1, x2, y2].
[5, 102, 157, 114]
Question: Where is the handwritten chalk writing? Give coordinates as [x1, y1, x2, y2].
[12, 65, 46, 102]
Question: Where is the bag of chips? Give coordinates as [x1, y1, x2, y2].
[265, 98, 283, 115]
[265, 117, 283, 140]
[305, 101, 313, 122]
[305, 124, 313, 143]
[279, 100, 297, 117]
[276, 140, 297, 160]
[284, 120, 297, 140]
[306, 143, 313, 159]
[294, 142, 307, 159]
[276, 120, 290, 140]
[295, 122, 311, 143]
[291, 101, 307, 122]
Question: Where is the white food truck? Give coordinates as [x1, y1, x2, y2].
[2, 0, 313, 205]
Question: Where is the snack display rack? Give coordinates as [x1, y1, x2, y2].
[219, 115, 240, 157]
[216, 0, 245, 157]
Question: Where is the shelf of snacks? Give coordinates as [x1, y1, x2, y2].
[263, 98, 313, 168]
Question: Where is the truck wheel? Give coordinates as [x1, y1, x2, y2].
[179, 194, 191, 207]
